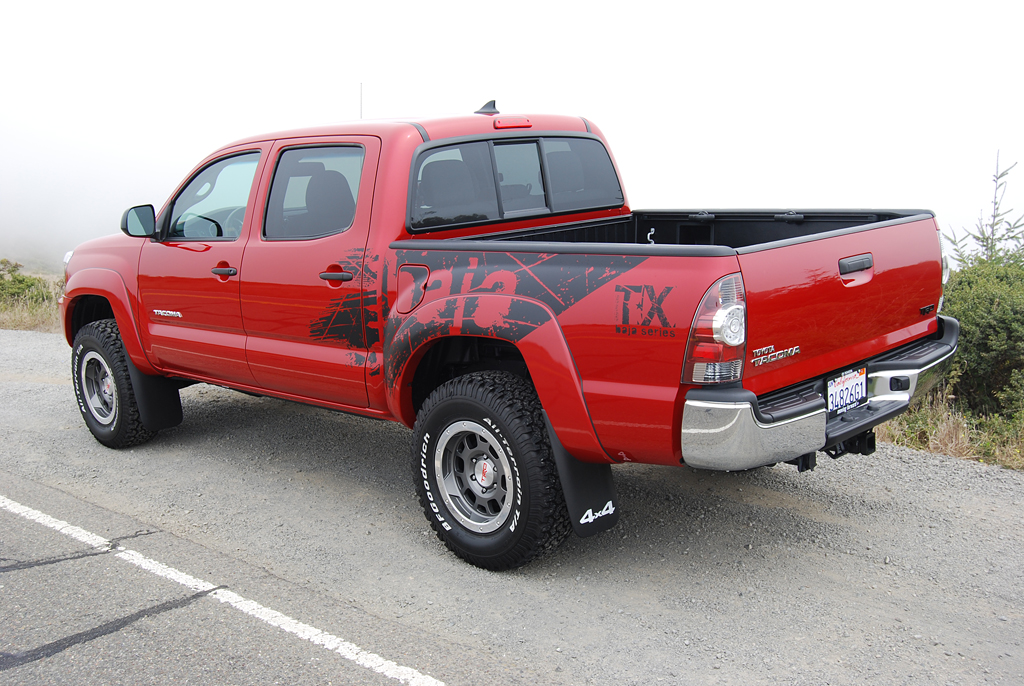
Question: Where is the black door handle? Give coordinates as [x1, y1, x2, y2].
[211, 267, 237, 276]
[319, 271, 354, 282]
[839, 254, 873, 275]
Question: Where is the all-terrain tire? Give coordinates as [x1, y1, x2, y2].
[413, 371, 572, 571]
[72, 319, 157, 448]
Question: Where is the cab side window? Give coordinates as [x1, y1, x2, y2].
[264, 146, 365, 240]
[168, 152, 261, 240]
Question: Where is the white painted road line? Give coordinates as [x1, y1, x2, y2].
[0, 494, 445, 686]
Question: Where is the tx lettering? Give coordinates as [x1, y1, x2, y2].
[614, 284, 674, 327]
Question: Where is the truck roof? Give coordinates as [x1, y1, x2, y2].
[224, 113, 593, 148]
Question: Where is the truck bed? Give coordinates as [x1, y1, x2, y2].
[423, 206, 945, 424]
[465, 210, 932, 253]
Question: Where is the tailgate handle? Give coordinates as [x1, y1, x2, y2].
[839, 254, 873, 275]
[774, 212, 805, 223]
[687, 212, 715, 221]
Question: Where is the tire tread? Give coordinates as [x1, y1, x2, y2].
[74, 319, 156, 448]
[413, 371, 571, 570]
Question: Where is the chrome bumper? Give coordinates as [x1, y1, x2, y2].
[680, 399, 825, 471]
[680, 316, 959, 471]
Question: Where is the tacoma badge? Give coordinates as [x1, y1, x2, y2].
[751, 344, 800, 367]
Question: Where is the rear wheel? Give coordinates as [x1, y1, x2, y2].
[72, 319, 156, 448]
[413, 371, 571, 570]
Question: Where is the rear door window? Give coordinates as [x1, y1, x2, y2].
[264, 146, 365, 240]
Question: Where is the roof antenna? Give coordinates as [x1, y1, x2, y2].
[475, 100, 499, 115]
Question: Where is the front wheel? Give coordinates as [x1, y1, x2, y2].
[413, 371, 571, 570]
[72, 319, 156, 448]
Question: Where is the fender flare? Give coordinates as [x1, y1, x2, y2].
[385, 293, 613, 464]
[63, 268, 158, 375]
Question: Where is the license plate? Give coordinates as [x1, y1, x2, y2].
[827, 367, 867, 417]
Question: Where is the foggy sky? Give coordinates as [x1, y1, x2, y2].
[2, 0, 1021, 271]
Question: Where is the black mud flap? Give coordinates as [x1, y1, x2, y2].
[125, 355, 183, 431]
[543, 412, 620, 537]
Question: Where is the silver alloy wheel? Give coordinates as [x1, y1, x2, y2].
[80, 350, 117, 426]
[434, 420, 512, 533]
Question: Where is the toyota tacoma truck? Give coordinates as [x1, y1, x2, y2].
[60, 102, 959, 570]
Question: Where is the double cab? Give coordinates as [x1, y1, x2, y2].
[61, 103, 958, 569]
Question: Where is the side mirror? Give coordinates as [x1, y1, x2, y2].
[120, 205, 156, 237]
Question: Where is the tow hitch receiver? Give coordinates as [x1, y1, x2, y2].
[824, 430, 876, 460]
[787, 430, 876, 472]
[786, 452, 817, 472]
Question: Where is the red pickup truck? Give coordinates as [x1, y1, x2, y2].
[60, 104, 958, 570]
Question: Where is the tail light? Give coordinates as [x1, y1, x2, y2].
[937, 228, 949, 313]
[682, 273, 747, 384]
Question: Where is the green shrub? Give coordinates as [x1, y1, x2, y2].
[883, 154, 1024, 469]
[942, 260, 1024, 417]
[0, 259, 53, 303]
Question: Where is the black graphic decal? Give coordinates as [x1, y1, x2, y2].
[384, 250, 649, 386]
[613, 284, 676, 338]
[310, 292, 364, 347]
[363, 293, 381, 347]
[614, 285, 643, 325]
[308, 250, 383, 348]
[395, 250, 646, 316]
[615, 285, 674, 327]
[385, 296, 551, 387]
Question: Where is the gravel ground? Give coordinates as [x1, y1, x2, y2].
[1, 328, 1022, 684]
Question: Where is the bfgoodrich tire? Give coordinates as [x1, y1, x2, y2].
[413, 371, 571, 571]
[72, 319, 156, 449]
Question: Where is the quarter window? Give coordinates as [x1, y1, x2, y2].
[264, 146, 365, 240]
[168, 152, 261, 240]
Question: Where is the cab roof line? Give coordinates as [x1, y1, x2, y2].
[407, 122, 429, 142]
[581, 117, 592, 133]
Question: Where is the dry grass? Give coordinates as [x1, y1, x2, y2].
[877, 391, 1024, 470]
[0, 276, 63, 333]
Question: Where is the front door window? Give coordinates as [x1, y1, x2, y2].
[168, 153, 261, 240]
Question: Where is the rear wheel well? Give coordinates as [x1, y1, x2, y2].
[70, 296, 115, 340]
[410, 337, 530, 415]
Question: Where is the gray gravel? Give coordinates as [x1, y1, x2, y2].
[1, 328, 1023, 684]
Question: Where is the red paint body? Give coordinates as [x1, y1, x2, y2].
[60, 113, 946, 468]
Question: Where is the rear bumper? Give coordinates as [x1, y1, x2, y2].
[679, 316, 959, 471]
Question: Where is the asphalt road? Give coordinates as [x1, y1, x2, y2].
[1, 329, 1023, 685]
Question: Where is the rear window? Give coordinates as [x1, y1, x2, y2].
[409, 136, 622, 231]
